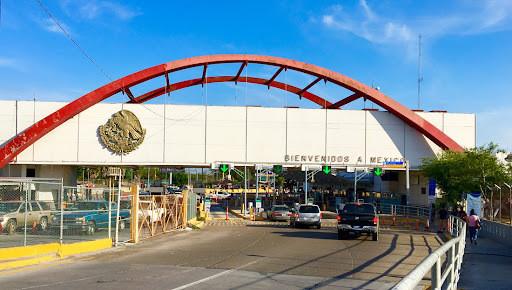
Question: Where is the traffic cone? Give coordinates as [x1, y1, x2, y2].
[225, 206, 229, 221]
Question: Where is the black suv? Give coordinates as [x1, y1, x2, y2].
[337, 203, 379, 241]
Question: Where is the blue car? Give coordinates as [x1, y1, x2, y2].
[51, 200, 130, 235]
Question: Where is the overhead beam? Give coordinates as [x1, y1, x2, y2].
[123, 87, 135, 101]
[201, 64, 208, 87]
[265, 66, 285, 88]
[129, 75, 333, 108]
[298, 77, 322, 98]
[165, 73, 170, 96]
[328, 93, 362, 109]
[233, 61, 247, 84]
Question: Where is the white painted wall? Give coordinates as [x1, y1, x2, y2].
[0, 101, 476, 169]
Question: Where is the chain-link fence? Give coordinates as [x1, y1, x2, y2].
[482, 185, 512, 225]
[0, 178, 62, 248]
[1, 178, 195, 248]
[0, 178, 134, 248]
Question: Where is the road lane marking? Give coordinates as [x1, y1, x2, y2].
[170, 260, 260, 290]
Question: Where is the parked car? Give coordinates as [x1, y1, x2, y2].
[268, 205, 291, 221]
[212, 192, 231, 200]
[0, 201, 53, 234]
[289, 204, 322, 229]
[51, 200, 130, 235]
[337, 203, 379, 241]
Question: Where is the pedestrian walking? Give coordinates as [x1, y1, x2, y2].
[457, 207, 467, 220]
[466, 209, 481, 245]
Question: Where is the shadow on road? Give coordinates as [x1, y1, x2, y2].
[230, 236, 375, 290]
[271, 230, 338, 240]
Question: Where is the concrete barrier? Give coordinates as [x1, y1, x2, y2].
[480, 220, 512, 246]
[0, 239, 112, 271]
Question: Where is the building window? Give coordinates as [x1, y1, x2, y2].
[26, 168, 36, 177]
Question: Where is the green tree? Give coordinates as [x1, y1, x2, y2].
[421, 143, 511, 204]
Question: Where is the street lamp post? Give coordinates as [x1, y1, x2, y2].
[487, 186, 494, 221]
[495, 184, 502, 223]
[505, 183, 511, 226]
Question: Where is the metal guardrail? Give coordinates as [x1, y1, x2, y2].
[480, 219, 512, 246]
[379, 204, 431, 219]
[392, 216, 466, 290]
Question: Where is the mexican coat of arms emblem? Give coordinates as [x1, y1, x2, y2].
[98, 110, 146, 154]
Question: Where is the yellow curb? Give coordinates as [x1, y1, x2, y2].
[58, 238, 112, 258]
[0, 254, 58, 271]
[187, 218, 205, 229]
[0, 238, 112, 271]
[0, 243, 60, 261]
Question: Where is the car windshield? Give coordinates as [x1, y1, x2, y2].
[75, 202, 106, 210]
[0, 202, 21, 213]
[342, 204, 375, 214]
[272, 206, 288, 211]
[299, 205, 319, 213]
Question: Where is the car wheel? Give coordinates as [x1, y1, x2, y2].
[337, 230, 343, 240]
[87, 221, 96, 235]
[316, 224, 321, 229]
[372, 232, 379, 241]
[6, 219, 17, 235]
[39, 217, 48, 231]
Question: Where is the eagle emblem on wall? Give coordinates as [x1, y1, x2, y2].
[98, 110, 146, 155]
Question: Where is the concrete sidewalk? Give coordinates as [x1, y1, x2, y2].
[459, 235, 512, 290]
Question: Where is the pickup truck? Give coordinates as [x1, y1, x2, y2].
[337, 203, 379, 241]
[51, 200, 130, 235]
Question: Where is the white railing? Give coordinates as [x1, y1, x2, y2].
[480, 219, 512, 246]
[392, 216, 466, 290]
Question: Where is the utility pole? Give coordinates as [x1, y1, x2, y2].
[417, 34, 423, 109]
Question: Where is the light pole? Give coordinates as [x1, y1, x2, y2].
[487, 185, 494, 221]
[495, 184, 502, 223]
[505, 183, 511, 226]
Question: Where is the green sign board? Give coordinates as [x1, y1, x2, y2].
[322, 165, 331, 174]
[219, 164, 229, 173]
[374, 167, 383, 177]
[273, 165, 283, 174]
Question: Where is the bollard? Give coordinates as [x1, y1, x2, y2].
[225, 205, 229, 221]
[32, 220, 38, 233]
[392, 216, 396, 226]
[425, 219, 430, 231]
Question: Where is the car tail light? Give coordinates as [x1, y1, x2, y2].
[320, 213, 323, 219]
[336, 215, 342, 222]
[373, 216, 379, 225]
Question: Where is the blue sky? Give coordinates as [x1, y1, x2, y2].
[0, 0, 511, 150]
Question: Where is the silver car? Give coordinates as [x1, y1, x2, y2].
[268, 205, 290, 221]
[289, 204, 322, 229]
[0, 201, 53, 234]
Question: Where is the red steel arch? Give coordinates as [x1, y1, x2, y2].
[0, 54, 463, 168]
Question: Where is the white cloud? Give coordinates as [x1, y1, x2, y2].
[320, 0, 512, 48]
[40, 18, 70, 35]
[61, 0, 140, 21]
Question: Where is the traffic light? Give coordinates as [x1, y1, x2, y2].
[374, 167, 383, 176]
[322, 165, 331, 174]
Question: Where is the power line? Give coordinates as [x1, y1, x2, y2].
[34, 0, 112, 81]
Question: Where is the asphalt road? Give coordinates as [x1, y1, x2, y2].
[0, 220, 442, 290]
[209, 202, 239, 219]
